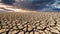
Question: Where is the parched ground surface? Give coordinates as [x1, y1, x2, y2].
[0, 12, 60, 34]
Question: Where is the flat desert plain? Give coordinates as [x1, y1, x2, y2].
[0, 12, 60, 34]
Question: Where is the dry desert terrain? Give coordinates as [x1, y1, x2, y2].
[0, 12, 60, 34]
[0, 4, 60, 34]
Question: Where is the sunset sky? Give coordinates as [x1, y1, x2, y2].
[0, 0, 60, 12]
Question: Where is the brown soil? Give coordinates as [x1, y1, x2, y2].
[0, 12, 60, 34]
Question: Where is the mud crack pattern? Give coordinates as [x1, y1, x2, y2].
[0, 12, 60, 34]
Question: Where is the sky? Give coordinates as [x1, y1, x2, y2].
[1, 0, 60, 12]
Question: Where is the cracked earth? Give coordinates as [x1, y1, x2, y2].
[0, 12, 60, 34]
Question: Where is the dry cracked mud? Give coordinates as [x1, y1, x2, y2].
[0, 12, 60, 34]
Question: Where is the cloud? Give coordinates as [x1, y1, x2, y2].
[1, 0, 60, 11]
